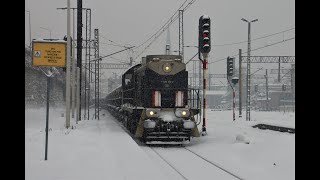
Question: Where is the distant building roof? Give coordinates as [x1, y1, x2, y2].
[202, 90, 226, 95]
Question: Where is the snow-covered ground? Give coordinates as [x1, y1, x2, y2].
[25, 107, 294, 180]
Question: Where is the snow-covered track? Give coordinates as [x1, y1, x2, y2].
[151, 148, 189, 180]
[150, 146, 244, 180]
[183, 147, 244, 180]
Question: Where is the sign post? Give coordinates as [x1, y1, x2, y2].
[45, 75, 50, 160]
[32, 40, 66, 160]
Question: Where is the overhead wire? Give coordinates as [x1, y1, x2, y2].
[212, 27, 295, 47]
[209, 36, 295, 64]
[133, 0, 196, 60]
[133, 0, 189, 50]
[99, 34, 129, 48]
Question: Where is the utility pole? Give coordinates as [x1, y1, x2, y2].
[246, 21, 251, 120]
[265, 69, 269, 111]
[82, 9, 93, 120]
[291, 64, 295, 111]
[57, 7, 74, 119]
[199, 56, 202, 90]
[66, 0, 71, 128]
[278, 56, 281, 82]
[58, 6, 90, 122]
[77, 0, 83, 121]
[84, 9, 88, 120]
[71, 8, 76, 118]
[94, 29, 100, 120]
[76, 67, 80, 123]
[241, 18, 258, 121]
[87, 9, 91, 120]
[25, 10, 31, 49]
[178, 9, 184, 61]
[238, 49, 242, 118]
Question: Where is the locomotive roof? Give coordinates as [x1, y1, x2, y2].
[123, 64, 142, 75]
[146, 55, 183, 63]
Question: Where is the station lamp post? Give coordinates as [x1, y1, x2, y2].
[241, 18, 258, 121]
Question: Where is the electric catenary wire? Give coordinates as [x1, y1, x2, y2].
[209, 37, 295, 64]
[212, 27, 295, 47]
[133, 0, 196, 61]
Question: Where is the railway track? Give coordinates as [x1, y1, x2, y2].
[105, 110, 243, 179]
[149, 146, 244, 180]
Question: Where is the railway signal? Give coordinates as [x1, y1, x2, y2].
[227, 57, 234, 77]
[198, 15, 211, 136]
[198, 15, 211, 53]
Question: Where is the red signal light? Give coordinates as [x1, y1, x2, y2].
[202, 33, 207, 37]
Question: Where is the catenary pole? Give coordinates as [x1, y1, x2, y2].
[238, 49, 242, 117]
[66, 0, 71, 128]
[76, 67, 80, 123]
[77, 0, 83, 121]
[265, 69, 269, 111]
[241, 18, 258, 121]
[71, 8, 76, 118]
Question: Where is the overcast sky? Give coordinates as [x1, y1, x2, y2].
[25, 0, 295, 79]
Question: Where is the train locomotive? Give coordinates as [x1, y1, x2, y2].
[103, 55, 200, 143]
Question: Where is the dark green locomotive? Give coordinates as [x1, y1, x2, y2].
[104, 55, 200, 143]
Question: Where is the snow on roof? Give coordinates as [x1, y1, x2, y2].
[202, 14, 210, 19]
[32, 39, 67, 43]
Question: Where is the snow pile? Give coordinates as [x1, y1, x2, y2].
[235, 134, 250, 144]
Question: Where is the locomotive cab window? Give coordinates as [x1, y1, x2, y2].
[125, 74, 132, 86]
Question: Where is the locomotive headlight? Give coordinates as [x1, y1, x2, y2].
[163, 63, 172, 73]
[146, 108, 160, 117]
[175, 108, 190, 117]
